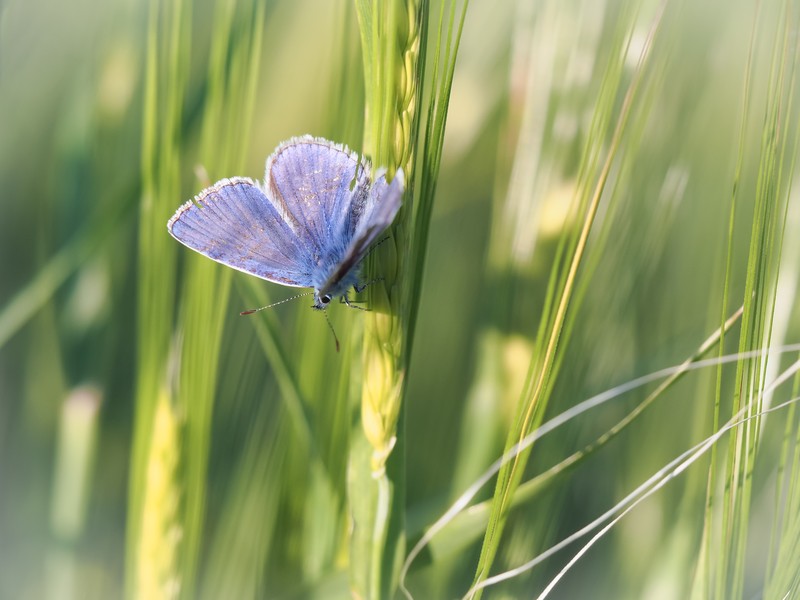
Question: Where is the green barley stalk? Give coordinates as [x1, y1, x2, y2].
[350, 3, 418, 595]
[47, 386, 102, 599]
[128, 0, 265, 597]
[350, 0, 467, 597]
[469, 1, 666, 593]
[173, 2, 264, 597]
[699, 2, 800, 597]
[354, 0, 416, 470]
[126, 0, 190, 595]
[763, 49, 800, 596]
[763, 366, 800, 597]
[763, 44, 800, 591]
[136, 387, 183, 600]
[693, 2, 761, 597]
[199, 394, 287, 599]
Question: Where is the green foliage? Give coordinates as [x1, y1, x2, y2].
[3, 0, 800, 599]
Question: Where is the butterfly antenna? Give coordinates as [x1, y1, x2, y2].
[240, 291, 314, 315]
[323, 310, 340, 353]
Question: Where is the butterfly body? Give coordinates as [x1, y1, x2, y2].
[167, 136, 404, 310]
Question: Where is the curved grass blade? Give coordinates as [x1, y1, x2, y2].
[469, 3, 668, 593]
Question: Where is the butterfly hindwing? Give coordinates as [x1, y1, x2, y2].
[320, 168, 404, 294]
[353, 169, 404, 251]
[168, 177, 313, 287]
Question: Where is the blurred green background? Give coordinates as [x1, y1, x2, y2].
[2, 0, 800, 598]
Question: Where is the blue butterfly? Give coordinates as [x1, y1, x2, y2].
[168, 136, 404, 312]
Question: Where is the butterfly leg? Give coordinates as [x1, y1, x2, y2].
[341, 293, 369, 311]
[354, 277, 384, 294]
[340, 278, 385, 311]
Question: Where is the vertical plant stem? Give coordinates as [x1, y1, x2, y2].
[128, 0, 265, 597]
[470, 1, 665, 592]
[717, 3, 798, 596]
[351, 2, 416, 595]
[351, 0, 470, 596]
[127, 0, 189, 595]
[174, 1, 266, 597]
[136, 388, 183, 600]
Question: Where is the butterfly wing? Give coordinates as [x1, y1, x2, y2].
[168, 177, 313, 287]
[264, 136, 372, 254]
[319, 168, 404, 294]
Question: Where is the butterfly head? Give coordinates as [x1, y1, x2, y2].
[312, 269, 358, 310]
[312, 290, 334, 310]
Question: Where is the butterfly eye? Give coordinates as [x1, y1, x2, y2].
[320, 294, 332, 305]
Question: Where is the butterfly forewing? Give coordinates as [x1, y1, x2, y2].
[265, 136, 372, 254]
[168, 177, 313, 287]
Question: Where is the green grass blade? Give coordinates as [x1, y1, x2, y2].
[173, 2, 266, 596]
[350, 0, 467, 596]
[0, 190, 133, 350]
[469, 2, 660, 591]
[706, 3, 800, 597]
[126, 0, 190, 594]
